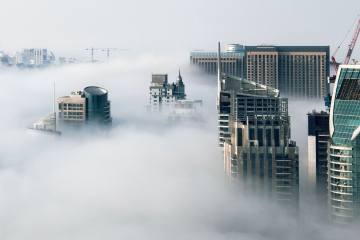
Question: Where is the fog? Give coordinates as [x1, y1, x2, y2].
[0, 55, 359, 239]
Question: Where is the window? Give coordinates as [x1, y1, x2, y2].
[237, 128, 243, 146]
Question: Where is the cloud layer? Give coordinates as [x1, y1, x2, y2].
[0, 57, 359, 239]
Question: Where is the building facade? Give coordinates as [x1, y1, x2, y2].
[16, 48, 55, 67]
[83, 86, 111, 123]
[190, 44, 245, 78]
[58, 91, 86, 122]
[58, 86, 111, 125]
[328, 65, 360, 223]
[307, 111, 330, 202]
[245, 46, 330, 98]
[221, 76, 299, 205]
[217, 43, 299, 206]
[191, 44, 329, 98]
[149, 71, 186, 112]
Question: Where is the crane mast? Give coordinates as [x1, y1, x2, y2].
[344, 18, 360, 65]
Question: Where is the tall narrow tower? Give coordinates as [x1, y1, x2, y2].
[217, 42, 222, 99]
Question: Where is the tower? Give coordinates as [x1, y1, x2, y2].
[328, 65, 360, 223]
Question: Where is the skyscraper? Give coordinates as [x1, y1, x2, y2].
[245, 46, 330, 98]
[307, 110, 330, 202]
[17, 48, 55, 67]
[218, 43, 299, 206]
[149, 71, 186, 112]
[190, 44, 245, 78]
[58, 86, 111, 125]
[328, 65, 360, 223]
[191, 44, 329, 98]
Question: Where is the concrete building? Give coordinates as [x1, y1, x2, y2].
[328, 65, 360, 223]
[307, 111, 330, 203]
[190, 44, 245, 78]
[149, 70, 186, 112]
[217, 43, 299, 206]
[58, 91, 86, 123]
[58, 86, 111, 125]
[191, 44, 329, 98]
[245, 46, 330, 98]
[16, 48, 55, 67]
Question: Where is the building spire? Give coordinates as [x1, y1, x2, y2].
[177, 68, 183, 83]
[217, 42, 222, 81]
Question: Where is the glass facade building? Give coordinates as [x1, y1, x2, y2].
[329, 65, 360, 222]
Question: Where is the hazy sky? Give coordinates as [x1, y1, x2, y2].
[0, 0, 359, 59]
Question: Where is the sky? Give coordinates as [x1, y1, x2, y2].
[0, 0, 359, 59]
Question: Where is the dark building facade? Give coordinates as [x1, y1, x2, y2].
[307, 111, 330, 202]
[83, 86, 111, 124]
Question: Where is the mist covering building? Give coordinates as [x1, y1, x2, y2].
[190, 44, 245, 78]
[328, 65, 360, 223]
[217, 43, 299, 206]
[16, 48, 55, 67]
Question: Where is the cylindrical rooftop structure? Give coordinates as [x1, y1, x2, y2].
[83, 86, 111, 123]
[225, 44, 244, 53]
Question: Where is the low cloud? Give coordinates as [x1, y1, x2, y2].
[0, 56, 359, 240]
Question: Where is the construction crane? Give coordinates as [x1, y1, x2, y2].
[331, 16, 360, 73]
[85, 47, 101, 63]
[85, 48, 128, 62]
[102, 48, 118, 60]
[344, 17, 360, 65]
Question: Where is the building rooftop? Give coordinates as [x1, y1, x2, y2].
[84, 86, 108, 96]
[221, 75, 280, 98]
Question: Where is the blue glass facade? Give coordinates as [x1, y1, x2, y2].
[329, 66, 360, 222]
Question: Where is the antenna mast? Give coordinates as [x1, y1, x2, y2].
[53, 81, 56, 132]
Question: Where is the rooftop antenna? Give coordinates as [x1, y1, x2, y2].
[53, 81, 57, 132]
[217, 42, 222, 99]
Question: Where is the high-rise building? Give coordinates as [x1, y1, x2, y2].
[245, 46, 330, 98]
[190, 44, 245, 78]
[16, 48, 55, 67]
[307, 111, 329, 202]
[328, 65, 360, 223]
[149, 70, 186, 112]
[58, 86, 111, 125]
[217, 43, 299, 206]
[58, 91, 86, 123]
[191, 44, 329, 98]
